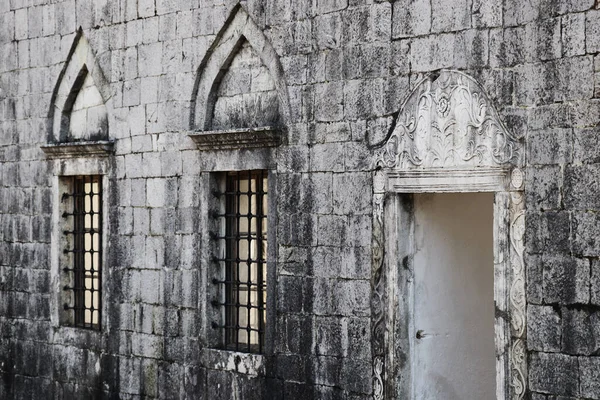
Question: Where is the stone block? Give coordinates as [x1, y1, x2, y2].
[123, 47, 139, 80]
[527, 304, 562, 352]
[123, 78, 141, 107]
[344, 141, 371, 172]
[139, 42, 163, 77]
[574, 127, 600, 164]
[132, 333, 163, 359]
[341, 7, 370, 45]
[334, 279, 370, 316]
[317, 0, 348, 14]
[503, 0, 539, 26]
[313, 355, 341, 386]
[341, 357, 372, 394]
[145, 236, 164, 269]
[14, 8, 27, 40]
[314, 316, 343, 356]
[314, 81, 344, 122]
[555, 56, 594, 102]
[571, 99, 600, 128]
[527, 128, 572, 165]
[529, 352, 579, 396]
[131, 134, 152, 153]
[313, 246, 342, 278]
[310, 143, 344, 172]
[27, 6, 43, 38]
[317, 215, 347, 247]
[138, 0, 155, 18]
[340, 246, 370, 279]
[528, 103, 573, 130]
[592, 259, 600, 306]
[139, 269, 162, 305]
[580, 356, 600, 398]
[514, 62, 557, 106]
[391, 0, 431, 38]
[587, 10, 600, 54]
[142, 16, 159, 44]
[130, 179, 146, 207]
[562, 13, 586, 57]
[525, 165, 561, 211]
[431, 0, 471, 32]
[542, 255, 590, 304]
[562, 307, 600, 355]
[126, 18, 143, 48]
[454, 29, 489, 69]
[332, 172, 371, 215]
[146, 178, 165, 208]
[564, 164, 600, 210]
[471, 0, 502, 28]
[142, 152, 161, 177]
[362, 44, 390, 79]
[133, 208, 150, 235]
[409, 33, 454, 72]
[278, 275, 308, 313]
[573, 212, 600, 256]
[527, 17, 562, 62]
[309, 172, 333, 214]
[180, 269, 198, 308]
[344, 79, 375, 119]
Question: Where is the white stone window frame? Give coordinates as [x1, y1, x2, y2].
[370, 71, 526, 400]
[189, 3, 287, 373]
[48, 156, 112, 334]
[199, 162, 278, 373]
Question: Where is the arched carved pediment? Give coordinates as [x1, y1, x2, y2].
[376, 71, 522, 170]
[48, 28, 112, 143]
[190, 4, 291, 131]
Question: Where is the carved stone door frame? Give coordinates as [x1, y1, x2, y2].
[370, 71, 526, 400]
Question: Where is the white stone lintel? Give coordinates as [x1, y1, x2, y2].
[41, 140, 114, 159]
[386, 167, 511, 193]
[188, 126, 282, 151]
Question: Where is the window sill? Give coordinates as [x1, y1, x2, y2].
[52, 325, 105, 350]
[188, 126, 282, 151]
[201, 348, 265, 376]
[41, 140, 114, 159]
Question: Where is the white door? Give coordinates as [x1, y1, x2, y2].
[412, 193, 495, 400]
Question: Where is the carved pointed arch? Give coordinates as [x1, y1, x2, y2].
[48, 28, 112, 143]
[376, 70, 522, 172]
[190, 4, 291, 131]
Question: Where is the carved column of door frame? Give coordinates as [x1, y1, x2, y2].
[370, 167, 526, 400]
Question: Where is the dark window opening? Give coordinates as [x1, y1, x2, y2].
[62, 175, 102, 329]
[213, 170, 268, 353]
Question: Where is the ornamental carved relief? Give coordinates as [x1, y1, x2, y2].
[510, 192, 527, 400]
[372, 71, 526, 400]
[376, 71, 521, 170]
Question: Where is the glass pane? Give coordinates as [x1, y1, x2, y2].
[84, 232, 92, 251]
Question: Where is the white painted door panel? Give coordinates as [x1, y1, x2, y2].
[412, 193, 495, 400]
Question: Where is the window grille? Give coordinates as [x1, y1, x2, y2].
[212, 170, 268, 353]
[62, 175, 102, 329]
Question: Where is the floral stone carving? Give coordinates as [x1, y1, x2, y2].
[376, 71, 521, 170]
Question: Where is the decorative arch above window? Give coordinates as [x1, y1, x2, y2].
[43, 28, 113, 158]
[189, 4, 291, 151]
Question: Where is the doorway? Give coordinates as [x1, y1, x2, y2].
[411, 192, 495, 399]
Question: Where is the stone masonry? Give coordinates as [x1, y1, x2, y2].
[1, 0, 600, 399]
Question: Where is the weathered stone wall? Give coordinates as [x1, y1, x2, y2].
[0, 0, 599, 399]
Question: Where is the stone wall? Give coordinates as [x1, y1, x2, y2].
[0, 0, 599, 399]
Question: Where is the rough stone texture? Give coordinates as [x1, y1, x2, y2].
[1, 0, 600, 399]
